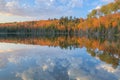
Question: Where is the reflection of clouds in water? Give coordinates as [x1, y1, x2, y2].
[68, 68, 91, 80]
[0, 43, 119, 80]
[42, 65, 48, 71]
[96, 63, 116, 73]
[96, 63, 120, 79]
[114, 68, 120, 79]
[16, 67, 55, 80]
[0, 49, 14, 53]
[16, 69, 33, 80]
[0, 56, 8, 68]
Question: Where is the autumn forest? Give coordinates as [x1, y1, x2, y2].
[0, 0, 119, 37]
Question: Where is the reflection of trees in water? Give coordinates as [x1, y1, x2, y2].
[87, 49, 119, 68]
[0, 34, 120, 68]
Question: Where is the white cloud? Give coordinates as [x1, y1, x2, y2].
[6, 1, 17, 7]
[95, 5, 101, 10]
[0, 0, 114, 23]
[0, 13, 34, 23]
[0, 0, 83, 19]
[101, 0, 114, 2]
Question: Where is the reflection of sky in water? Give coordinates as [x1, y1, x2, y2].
[0, 43, 120, 80]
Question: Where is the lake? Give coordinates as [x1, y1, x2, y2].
[0, 34, 120, 80]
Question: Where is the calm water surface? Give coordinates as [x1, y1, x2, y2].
[0, 35, 120, 80]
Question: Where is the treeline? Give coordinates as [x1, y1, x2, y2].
[0, 16, 83, 35]
[0, 0, 119, 36]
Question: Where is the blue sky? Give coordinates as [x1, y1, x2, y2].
[0, 0, 114, 23]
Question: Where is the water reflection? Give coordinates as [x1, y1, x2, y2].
[0, 34, 120, 80]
